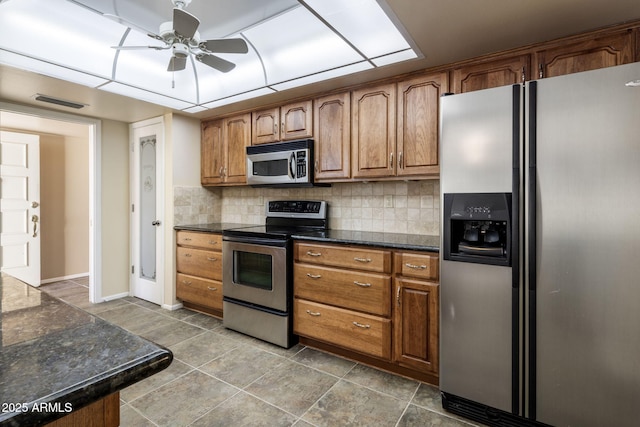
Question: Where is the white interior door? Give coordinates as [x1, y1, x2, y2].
[0, 131, 41, 286]
[130, 118, 164, 305]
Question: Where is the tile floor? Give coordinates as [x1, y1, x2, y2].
[39, 277, 484, 427]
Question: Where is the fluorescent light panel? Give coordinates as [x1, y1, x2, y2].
[0, 0, 419, 112]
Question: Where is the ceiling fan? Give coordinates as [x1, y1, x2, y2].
[112, 0, 248, 73]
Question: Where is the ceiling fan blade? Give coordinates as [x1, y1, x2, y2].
[200, 38, 248, 54]
[173, 8, 199, 39]
[196, 54, 236, 73]
[112, 45, 169, 50]
[167, 56, 187, 72]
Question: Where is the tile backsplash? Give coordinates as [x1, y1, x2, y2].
[174, 180, 440, 236]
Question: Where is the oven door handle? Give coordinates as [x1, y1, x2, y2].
[223, 235, 288, 247]
[289, 152, 296, 180]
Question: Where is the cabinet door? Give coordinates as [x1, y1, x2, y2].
[393, 278, 439, 374]
[252, 107, 280, 145]
[534, 31, 634, 79]
[201, 119, 224, 185]
[397, 72, 447, 177]
[313, 92, 351, 180]
[224, 113, 251, 184]
[352, 83, 396, 178]
[452, 55, 529, 93]
[281, 100, 313, 141]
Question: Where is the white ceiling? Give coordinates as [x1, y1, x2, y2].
[1, 0, 640, 124]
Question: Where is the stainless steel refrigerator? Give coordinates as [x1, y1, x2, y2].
[439, 62, 640, 427]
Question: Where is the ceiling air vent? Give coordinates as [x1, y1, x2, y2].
[34, 94, 87, 109]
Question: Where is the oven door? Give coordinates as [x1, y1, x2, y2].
[222, 239, 288, 312]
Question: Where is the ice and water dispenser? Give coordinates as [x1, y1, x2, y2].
[443, 193, 512, 266]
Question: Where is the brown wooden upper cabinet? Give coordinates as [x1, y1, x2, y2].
[452, 54, 529, 94]
[533, 30, 634, 79]
[313, 92, 351, 181]
[397, 72, 447, 177]
[201, 113, 251, 185]
[351, 83, 397, 179]
[351, 74, 446, 179]
[251, 100, 313, 145]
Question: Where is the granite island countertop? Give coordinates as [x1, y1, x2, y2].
[173, 223, 440, 252]
[0, 275, 172, 427]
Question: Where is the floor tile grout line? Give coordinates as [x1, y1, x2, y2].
[121, 402, 161, 427]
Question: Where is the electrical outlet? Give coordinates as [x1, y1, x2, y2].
[384, 195, 394, 208]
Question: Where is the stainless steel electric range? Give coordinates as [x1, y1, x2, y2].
[222, 200, 328, 348]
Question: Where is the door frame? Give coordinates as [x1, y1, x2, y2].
[0, 101, 102, 303]
[129, 116, 165, 305]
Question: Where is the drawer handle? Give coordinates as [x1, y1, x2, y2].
[207, 257, 218, 262]
[207, 286, 218, 291]
[208, 240, 218, 245]
[354, 257, 372, 263]
[306, 251, 322, 257]
[307, 273, 322, 279]
[353, 281, 371, 288]
[306, 310, 321, 317]
[182, 280, 193, 285]
[183, 237, 192, 241]
[405, 263, 427, 270]
[352, 321, 371, 329]
[184, 253, 192, 257]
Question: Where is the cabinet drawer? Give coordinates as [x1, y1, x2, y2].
[176, 231, 222, 250]
[176, 247, 222, 280]
[294, 299, 391, 360]
[176, 273, 223, 311]
[295, 243, 391, 273]
[395, 252, 438, 280]
[294, 264, 391, 316]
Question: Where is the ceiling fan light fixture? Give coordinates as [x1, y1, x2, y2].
[171, 43, 189, 58]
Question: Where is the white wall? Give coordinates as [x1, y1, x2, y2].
[100, 119, 130, 299]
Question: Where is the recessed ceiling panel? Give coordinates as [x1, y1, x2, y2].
[304, 0, 413, 58]
[244, 6, 364, 85]
[0, 0, 124, 78]
[71, 0, 300, 38]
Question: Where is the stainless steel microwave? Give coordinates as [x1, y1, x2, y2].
[246, 139, 315, 187]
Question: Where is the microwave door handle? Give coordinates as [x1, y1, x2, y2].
[289, 152, 296, 180]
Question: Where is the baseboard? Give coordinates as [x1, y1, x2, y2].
[102, 291, 130, 302]
[162, 302, 184, 311]
[40, 272, 90, 284]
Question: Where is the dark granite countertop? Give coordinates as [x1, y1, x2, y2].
[174, 222, 257, 233]
[0, 276, 172, 427]
[173, 223, 439, 252]
[292, 229, 440, 252]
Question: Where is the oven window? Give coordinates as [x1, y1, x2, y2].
[233, 251, 272, 291]
[253, 159, 288, 177]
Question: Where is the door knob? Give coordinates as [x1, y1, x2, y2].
[152, 220, 161, 226]
[32, 201, 40, 208]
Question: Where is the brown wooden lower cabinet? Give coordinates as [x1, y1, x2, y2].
[176, 231, 223, 317]
[294, 299, 391, 359]
[393, 278, 439, 374]
[293, 241, 440, 385]
[45, 392, 119, 427]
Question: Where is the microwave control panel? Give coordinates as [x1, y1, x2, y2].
[296, 150, 307, 178]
